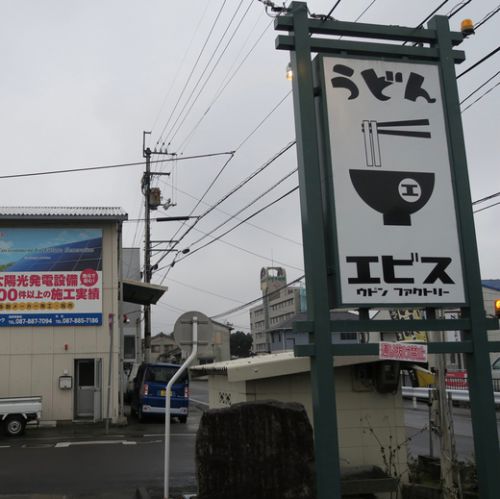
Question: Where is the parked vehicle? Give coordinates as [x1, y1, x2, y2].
[131, 362, 189, 423]
[0, 396, 42, 436]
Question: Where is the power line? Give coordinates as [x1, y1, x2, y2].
[152, 140, 296, 270]
[460, 69, 500, 104]
[0, 152, 234, 180]
[159, 185, 300, 279]
[166, 277, 245, 304]
[187, 168, 298, 248]
[155, 175, 302, 245]
[457, 45, 500, 79]
[236, 91, 292, 150]
[475, 3, 500, 30]
[210, 274, 305, 319]
[353, 0, 380, 22]
[155, 0, 229, 148]
[472, 191, 500, 205]
[461, 79, 500, 112]
[150, 1, 213, 134]
[447, 0, 473, 19]
[178, 15, 273, 151]
[325, 0, 343, 19]
[474, 200, 500, 214]
[167, 0, 255, 148]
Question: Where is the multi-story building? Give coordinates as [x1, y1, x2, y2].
[250, 267, 305, 354]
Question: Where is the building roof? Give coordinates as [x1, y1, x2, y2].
[482, 280, 500, 292]
[0, 206, 128, 221]
[266, 310, 357, 333]
[190, 351, 383, 382]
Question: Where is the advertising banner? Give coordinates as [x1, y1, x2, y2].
[321, 56, 465, 306]
[0, 228, 103, 326]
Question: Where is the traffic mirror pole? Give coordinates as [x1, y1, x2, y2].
[163, 316, 198, 499]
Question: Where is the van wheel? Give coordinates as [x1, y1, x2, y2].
[179, 416, 187, 424]
[4, 415, 26, 437]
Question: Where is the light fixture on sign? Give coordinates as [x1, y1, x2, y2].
[460, 19, 474, 36]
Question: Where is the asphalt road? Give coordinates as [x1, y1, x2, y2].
[0, 404, 202, 497]
[403, 399, 500, 460]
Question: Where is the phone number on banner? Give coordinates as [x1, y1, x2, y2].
[0, 314, 103, 327]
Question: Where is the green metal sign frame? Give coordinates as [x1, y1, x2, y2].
[275, 3, 500, 498]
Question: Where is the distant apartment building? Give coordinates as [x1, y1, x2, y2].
[250, 267, 305, 354]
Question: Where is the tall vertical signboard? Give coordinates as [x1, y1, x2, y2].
[0, 228, 103, 326]
[319, 57, 465, 307]
[275, 4, 500, 498]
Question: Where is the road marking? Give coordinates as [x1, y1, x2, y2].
[55, 440, 137, 448]
[0, 445, 11, 449]
[190, 397, 209, 407]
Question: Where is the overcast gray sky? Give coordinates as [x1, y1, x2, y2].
[1, 0, 499, 333]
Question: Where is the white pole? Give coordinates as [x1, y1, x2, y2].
[164, 316, 198, 499]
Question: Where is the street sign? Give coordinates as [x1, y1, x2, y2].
[379, 341, 428, 363]
[320, 56, 465, 307]
[173, 310, 213, 358]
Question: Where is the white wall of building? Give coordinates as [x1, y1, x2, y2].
[0, 222, 122, 422]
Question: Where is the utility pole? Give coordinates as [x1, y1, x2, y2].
[141, 132, 177, 362]
[142, 131, 152, 362]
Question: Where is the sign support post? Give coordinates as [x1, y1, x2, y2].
[288, 3, 342, 497]
[429, 15, 500, 495]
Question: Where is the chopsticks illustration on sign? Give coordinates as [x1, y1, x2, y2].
[362, 118, 431, 167]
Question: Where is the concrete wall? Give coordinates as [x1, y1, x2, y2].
[206, 365, 407, 475]
[0, 222, 122, 422]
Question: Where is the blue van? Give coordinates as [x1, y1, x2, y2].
[131, 362, 189, 423]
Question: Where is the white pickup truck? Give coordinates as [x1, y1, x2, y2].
[0, 396, 42, 436]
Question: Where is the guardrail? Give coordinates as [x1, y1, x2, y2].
[402, 386, 500, 405]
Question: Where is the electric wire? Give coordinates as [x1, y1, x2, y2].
[457, 45, 500, 79]
[150, 0, 213, 135]
[446, 0, 473, 19]
[166, 277, 245, 304]
[324, 0, 343, 20]
[167, 0, 255, 148]
[474, 200, 500, 214]
[353, 0, 380, 23]
[472, 191, 500, 205]
[155, 0, 229, 149]
[161, 0, 249, 148]
[187, 168, 298, 248]
[461, 79, 500, 111]
[474, 3, 500, 30]
[460, 69, 500, 104]
[210, 274, 305, 319]
[0, 152, 234, 180]
[178, 16, 274, 151]
[415, 0, 451, 29]
[151, 140, 296, 271]
[158, 185, 300, 279]
[155, 175, 302, 245]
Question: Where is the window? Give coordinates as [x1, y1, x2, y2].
[124, 336, 135, 359]
[145, 365, 188, 384]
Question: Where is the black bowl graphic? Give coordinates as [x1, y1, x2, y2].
[349, 169, 435, 226]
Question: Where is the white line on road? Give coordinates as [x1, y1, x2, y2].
[190, 397, 209, 407]
[55, 440, 137, 448]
